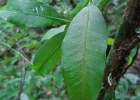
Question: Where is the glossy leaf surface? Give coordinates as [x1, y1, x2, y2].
[61, 5, 107, 100]
[0, 0, 66, 27]
[32, 31, 66, 75]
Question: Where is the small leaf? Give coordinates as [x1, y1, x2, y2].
[124, 73, 140, 84]
[61, 4, 107, 100]
[92, 0, 111, 10]
[135, 88, 140, 96]
[0, 0, 68, 27]
[135, 27, 140, 34]
[68, 0, 89, 20]
[10, 33, 23, 41]
[27, 43, 39, 49]
[41, 25, 66, 41]
[104, 88, 115, 100]
[7, 78, 21, 84]
[32, 31, 66, 75]
[20, 93, 29, 100]
[128, 47, 137, 65]
[119, 78, 129, 93]
[107, 38, 114, 46]
[0, 57, 19, 63]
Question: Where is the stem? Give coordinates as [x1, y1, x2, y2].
[65, 0, 89, 30]
[15, 37, 27, 100]
[47, 77, 60, 96]
[16, 67, 26, 100]
[1, 42, 33, 65]
[98, 0, 140, 99]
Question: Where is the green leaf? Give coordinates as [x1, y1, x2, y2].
[107, 38, 114, 46]
[0, 0, 68, 27]
[92, 0, 111, 10]
[20, 93, 29, 100]
[66, 0, 89, 30]
[32, 31, 66, 75]
[124, 73, 140, 84]
[0, 57, 19, 63]
[127, 47, 137, 65]
[104, 88, 115, 100]
[135, 88, 140, 96]
[61, 4, 107, 100]
[68, 0, 90, 20]
[41, 25, 66, 41]
[10, 33, 23, 41]
[27, 43, 39, 49]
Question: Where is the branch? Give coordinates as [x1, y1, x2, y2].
[15, 38, 27, 100]
[48, 78, 60, 96]
[16, 67, 26, 100]
[14, 34, 31, 100]
[98, 0, 140, 99]
[0, 41, 33, 65]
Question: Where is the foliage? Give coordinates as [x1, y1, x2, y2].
[32, 31, 66, 75]
[116, 74, 140, 100]
[0, 0, 71, 99]
[61, 5, 107, 100]
[0, 0, 67, 27]
[0, 0, 140, 100]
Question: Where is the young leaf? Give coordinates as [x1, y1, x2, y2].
[108, 38, 114, 46]
[32, 31, 66, 75]
[61, 4, 107, 100]
[68, 0, 90, 20]
[92, 0, 111, 10]
[0, 0, 68, 27]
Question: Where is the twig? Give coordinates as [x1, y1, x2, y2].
[15, 38, 26, 100]
[98, 0, 140, 99]
[47, 77, 60, 96]
[16, 67, 26, 100]
[12, 29, 30, 100]
[1, 28, 31, 100]
[0, 41, 33, 65]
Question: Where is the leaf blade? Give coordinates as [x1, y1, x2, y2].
[0, 0, 67, 27]
[61, 5, 107, 100]
[92, 0, 111, 10]
[68, 0, 90, 20]
[32, 31, 66, 75]
[41, 25, 66, 41]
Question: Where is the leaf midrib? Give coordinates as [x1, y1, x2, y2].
[37, 39, 63, 72]
[81, 6, 90, 100]
[0, 10, 68, 22]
